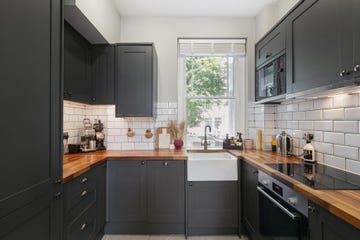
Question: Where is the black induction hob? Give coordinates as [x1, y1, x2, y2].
[266, 162, 360, 190]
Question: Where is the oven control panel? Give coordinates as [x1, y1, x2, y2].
[258, 170, 308, 217]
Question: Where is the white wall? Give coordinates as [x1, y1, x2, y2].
[255, 0, 299, 41]
[76, 0, 121, 43]
[119, 17, 256, 103]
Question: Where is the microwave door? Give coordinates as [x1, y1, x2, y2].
[264, 64, 274, 97]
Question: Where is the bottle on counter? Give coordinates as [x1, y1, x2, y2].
[271, 135, 277, 151]
[256, 129, 263, 151]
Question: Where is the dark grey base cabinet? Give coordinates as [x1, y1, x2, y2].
[63, 163, 106, 240]
[241, 162, 261, 240]
[106, 160, 185, 234]
[187, 181, 238, 235]
[309, 201, 360, 240]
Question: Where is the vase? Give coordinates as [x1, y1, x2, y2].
[174, 139, 184, 150]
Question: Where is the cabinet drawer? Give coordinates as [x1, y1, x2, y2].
[66, 204, 96, 240]
[256, 22, 285, 68]
[64, 187, 96, 224]
[65, 170, 97, 197]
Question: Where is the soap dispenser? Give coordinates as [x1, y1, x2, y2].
[303, 133, 315, 162]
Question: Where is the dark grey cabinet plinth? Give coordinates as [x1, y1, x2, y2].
[241, 161, 261, 240]
[106, 160, 185, 234]
[0, 0, 62, 239]
[187, 181, 238, 235]
[115, 44, 158, 117]
[309, 201, 360, 240]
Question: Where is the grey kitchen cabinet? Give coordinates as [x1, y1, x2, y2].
[147, 161, 185, 233]
[106, 160, 185, 234]
[285, 0, 360, 96]
[63, 164, 106, 240]
[255, 21, 286, 68]
[115, 44, 158, 117]
[91, 45, 115, 104]
[242, 161, 261, 240]
[308, 201, 360, 240]
[0, 0, 62, 239]
[187, 181, 238, 235]
[64, 21, 92, 103]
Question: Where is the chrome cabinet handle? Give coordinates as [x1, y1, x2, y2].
[81, 177, 88, 184]
[340, 70, 350, 77]
[354, 65, 360, 72]
[80, 190, 87, 197]
[163, 161, 168, 166]
[53, 192, 62, 199]
[80, 223, 87, 231]
[308, 205, 316, 213]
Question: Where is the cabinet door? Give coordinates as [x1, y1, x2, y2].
[64, 22, 92, 103]
[115, 45, 154, 117]
[286, 0, 341, 94]
[187, 181, 238, 235]
[147, 161, 185, 224]
[0, 0, 62, 239]
[308, 201, 360, 240]
[95, 163, 107, 235]
[107, 161, 147, 222]
[352, 0, 360, 79]
[242, 162, 260, 240]
[91, 45, 115, 104]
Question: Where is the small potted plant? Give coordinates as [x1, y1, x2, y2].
[168, 120, 186, 150]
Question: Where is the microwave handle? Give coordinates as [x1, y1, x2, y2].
[257, 186, 301, 220]
[265, 53, 273, 59]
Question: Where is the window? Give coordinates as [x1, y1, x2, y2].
[178, 39, 246, 149]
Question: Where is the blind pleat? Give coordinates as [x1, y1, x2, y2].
[178, 39, 246, 56]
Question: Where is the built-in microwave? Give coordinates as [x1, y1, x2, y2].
[255, 55, 286, 102]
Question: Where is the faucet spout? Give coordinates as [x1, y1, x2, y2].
[203, 125, 212, 150]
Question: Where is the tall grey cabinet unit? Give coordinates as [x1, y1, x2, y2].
[106, 160, 185, 234]
[0, 0, 62, 239]
[115, 44, 158, 117]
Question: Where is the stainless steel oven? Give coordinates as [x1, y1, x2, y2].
[258, 171, 308, 240]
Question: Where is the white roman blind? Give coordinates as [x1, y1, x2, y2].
[178, 38, 246, 56]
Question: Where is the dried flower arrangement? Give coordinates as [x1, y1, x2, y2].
[168, 120, 186, 140]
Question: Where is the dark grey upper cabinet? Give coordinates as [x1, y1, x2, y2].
[147, 161, 185, 224]
[0, 0, 62, 239]
[91, 45, 115, 104]
[242, 162, 260, 240]
[256, 21, 286, 68]
[286, 0, 360, 95]
[351, 0, 360, 80]
[115, 44, 158, 117]
[308, 201, 360, 240]
[64, 22, 92, 103]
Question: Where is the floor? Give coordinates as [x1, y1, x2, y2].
[102, 235, 246, 240]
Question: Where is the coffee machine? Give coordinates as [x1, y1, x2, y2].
[93, 119, 106, 150]
[80, 119, 96, 152]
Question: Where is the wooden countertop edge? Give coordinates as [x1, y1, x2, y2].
[237, 153, 360, 230]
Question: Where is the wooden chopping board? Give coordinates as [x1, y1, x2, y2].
[156, 127, 172, 149]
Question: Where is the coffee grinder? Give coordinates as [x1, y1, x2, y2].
[93, 119, 106, 150]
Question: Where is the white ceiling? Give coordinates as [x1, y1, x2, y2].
[114, 0, 278, 17]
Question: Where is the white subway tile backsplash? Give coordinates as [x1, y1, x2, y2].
[323, 132, 344, 144]
[323, 108, 344, 120]
[314, 121, 333, 131]
[314, 142, 333, 155]
[333, 145, 358, 159]
[333, 121, 358, 133]
[345, 134, 360, 147]
[287, 103, 298, 112]
[293, 112, 306, 120]
[345, 107, 360, 120]
[305, 110, 322, 120]
[298, 121, 314, 130]
[324, 155, 345, 170]
[333, 94, 358, 108]
[346, 159, 360, 175]
[313, 98, 333, 109]
[298, 101, 314, 111]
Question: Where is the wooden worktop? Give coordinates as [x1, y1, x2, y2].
[63, 149, 188, 183]
[62, 149, 360, 230]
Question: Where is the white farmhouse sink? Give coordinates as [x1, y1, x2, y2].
[187, 152, 238, 181]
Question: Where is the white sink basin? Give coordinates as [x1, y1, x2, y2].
[187, 152, 238, 181]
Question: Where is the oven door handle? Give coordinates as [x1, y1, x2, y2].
[257, 186, 301, 221]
